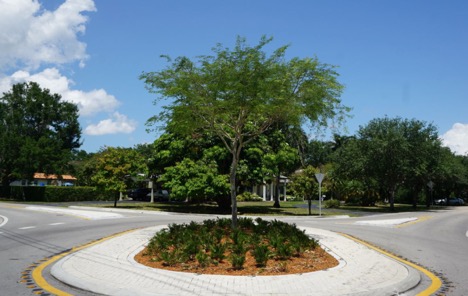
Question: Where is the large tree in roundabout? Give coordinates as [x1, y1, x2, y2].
[140, 36, 349, 227]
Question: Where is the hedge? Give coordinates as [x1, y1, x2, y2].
[5, 186, 115, 202]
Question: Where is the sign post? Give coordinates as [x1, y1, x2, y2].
[315, 173, 325, 217]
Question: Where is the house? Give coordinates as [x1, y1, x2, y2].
[10, 173, 77, 186]
[33, 173, 77, 186]
[251, 175, 290, 201]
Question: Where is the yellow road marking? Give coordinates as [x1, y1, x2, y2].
[396, 216, 433, 228]
[341, 233, 442, 296]
[32, 228, 138, 295]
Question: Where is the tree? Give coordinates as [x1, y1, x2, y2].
[261, 128, 300, 208]
[141, 36, 348, 227]
[289, 165, 320, 215]
[160, 158, 230, 205]
[86, 147, 148, 206]
[0, 82, 81, 189]
[355, 117, 441, 210]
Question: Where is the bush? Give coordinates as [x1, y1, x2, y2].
[324, 199, 341, 208]
[286, 195, 303, 202]
[236, 191, 263, 202]
[7, 186, 114, 202]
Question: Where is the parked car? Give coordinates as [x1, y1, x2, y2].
[435, 197, 464, 206]
[128, 188, 150, 201]
[146, 189, 170, 201]
[448, 198, 464, 206]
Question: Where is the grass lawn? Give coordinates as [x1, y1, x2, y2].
[0, 198, 446, 216]
[59, 199, 441, 216]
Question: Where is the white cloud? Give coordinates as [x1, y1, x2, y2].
[0, 68, 120, 116]
[0, 0, 138, 139]
[84, 112, 137, 136]
[441, 123, 468, 156]
[0, 0, 96, 70]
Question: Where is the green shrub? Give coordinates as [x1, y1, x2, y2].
[251, 244, 271, 267]
[286, 195, 303, 202]
[8, 186, 114, 202]
[324, 199, 341, 208]
[229, 253, 246, 270]
[196, 251, 211, 268]
[236, 191, 263, 202]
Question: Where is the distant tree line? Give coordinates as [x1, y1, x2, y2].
[1, 37, 467, 217]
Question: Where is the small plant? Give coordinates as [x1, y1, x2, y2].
[196, 251, 211, 268]
[159, 249, 187, 266]
[251, 244, 271, 267]
[275, 243, 293, 260]
[229, 253, 246, 270]
[210, 242, 227, 262]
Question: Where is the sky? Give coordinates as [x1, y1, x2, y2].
[0, 0, 467, 155]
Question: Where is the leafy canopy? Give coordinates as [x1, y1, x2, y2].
[141, 36, 349, 226]
[0, 82, 81, 184]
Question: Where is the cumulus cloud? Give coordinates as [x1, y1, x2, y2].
[0, 68, 120, 116]
[84, 112, 137, 136]
[0, 0, 139, 139]
[0, 0, 96, 70]
[441, 123, 468, 156]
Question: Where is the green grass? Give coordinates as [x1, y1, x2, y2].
[1, 197, 446, 216]
[59, 200, 364, 216]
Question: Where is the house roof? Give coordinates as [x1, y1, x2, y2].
[33, 173, 77, 181]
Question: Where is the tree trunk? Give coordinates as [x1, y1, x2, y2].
[389, 189, 395, 211]
[273, 174, 281, 208]
[230, 152, 239, 228]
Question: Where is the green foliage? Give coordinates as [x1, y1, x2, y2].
[229, 253, 246, 270]
[251, 244, 271, 267]
[141, 36, 349, 226]
[236, 191, 263, 202]
[8, 186, 114, 202]
[160, 158, 230, 204]
[85, 147, 149, 193]
[289, 165, 320, 200]
[196, 251, 211, 268]
[324, 199, 341, 208]
[332, 117, 445, 209]
[144, 217, 319, 271]
[0, 82, 81, 188]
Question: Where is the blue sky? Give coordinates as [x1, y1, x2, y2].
[1, 0, 467, 155]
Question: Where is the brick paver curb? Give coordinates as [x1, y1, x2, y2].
[51, 226, 420, 296]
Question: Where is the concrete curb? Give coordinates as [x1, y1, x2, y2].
[51, 226, 420, 296]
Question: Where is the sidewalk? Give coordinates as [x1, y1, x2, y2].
[51, 224, 421, 296]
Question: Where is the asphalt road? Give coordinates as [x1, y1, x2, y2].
[282, 207, 468, 296]
[1, 202, 467, 295]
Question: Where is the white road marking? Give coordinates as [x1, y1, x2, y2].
[49, 222, 65, 226]
[354, 217, 418, 227]
[0, 214, 8, 227]
[26, 206, 124, 220]
[19, 226, 36, 230]
[466, 230, 468, 238]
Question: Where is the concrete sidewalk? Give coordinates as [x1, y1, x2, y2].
[51, 225, 421, 296]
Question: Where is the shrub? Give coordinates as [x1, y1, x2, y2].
[236, 191, 263, 202]
[251, 244, 271, 267]
[324, 199, 341, 208]
[229, 253, 246, 270]
[7, 186, 114, 202]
